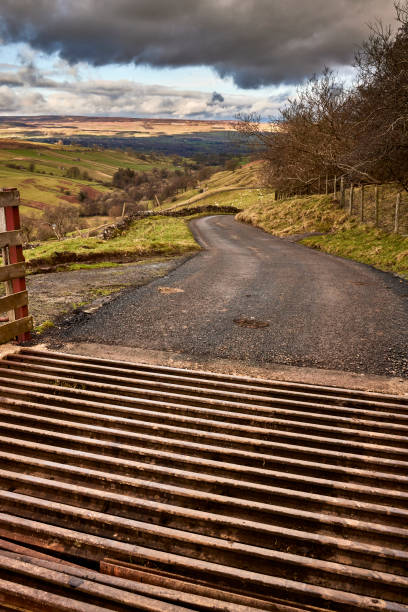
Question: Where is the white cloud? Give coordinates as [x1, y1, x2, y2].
[0, 85, 46, 113]
[0, 59, 285, 118]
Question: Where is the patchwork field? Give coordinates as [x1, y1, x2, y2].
[0, 140, 174, 217]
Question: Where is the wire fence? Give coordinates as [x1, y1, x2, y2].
[276, 176, 408, 235]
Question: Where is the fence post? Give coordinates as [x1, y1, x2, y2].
[333, 176, 337, 199]
[0, 188, 31, 343]
[349, 184, 354, 215]
[340, 176, 345, 207]
[325, 174, 328, 195]
[360, 185, 365, 222]
[394, 193, 401, 234]
[375, 186, 379, 227]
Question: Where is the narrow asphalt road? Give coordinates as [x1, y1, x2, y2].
[56, 215, 408, 377]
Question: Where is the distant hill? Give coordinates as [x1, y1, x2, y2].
[0, 116, 248, 158]
[0, 116, 236, 139]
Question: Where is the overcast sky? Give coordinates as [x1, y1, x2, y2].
[0, 0, 396, 119]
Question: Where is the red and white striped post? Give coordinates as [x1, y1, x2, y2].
[0, 188, 30, 342]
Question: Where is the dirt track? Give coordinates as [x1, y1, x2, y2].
[27, 256, 189, 327]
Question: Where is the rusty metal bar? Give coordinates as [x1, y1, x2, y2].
[0, 468, 406, 571]
[0, 361, 407, 443]
[0, 384, 406, 468]
[0, 349, 407, 610]
[0, 552, 188, 611]
[0, 514, 405, 611]
[0, 549, 270, 612]
[0, 397, 407, 485]
[5, 353, 408, 415]
[19, 347, 408, 405]
[100, 559, 314, 612]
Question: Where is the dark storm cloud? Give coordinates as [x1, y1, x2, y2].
[210, 91, 225, 104]
[0, 0, 395, 88]
[0, 62, 57, 88]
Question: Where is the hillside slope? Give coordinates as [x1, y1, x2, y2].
[160, 161, 266, 212]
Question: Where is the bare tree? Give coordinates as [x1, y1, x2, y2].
[237, 69, 353, 193]
[45, 205, 80, 240]
[349, 2, 408, 190]
[236, 3, 408, 194]
[19, 213, 40, 244]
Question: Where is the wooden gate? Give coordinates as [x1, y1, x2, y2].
[0, 188, 32, 344]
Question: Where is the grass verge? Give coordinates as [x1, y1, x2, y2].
[237, 193, 408, 277]
[57, 262, 120, 272]
[25, 216, 199, 268]
[236, 193, 348, 235]
[302, 226, 408, 277]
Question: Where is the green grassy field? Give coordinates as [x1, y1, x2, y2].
[159, 161, 264, 211]
[0, 140, 260, 221]
[179, 188, 268, 211]
[0, 140, 174, 217]
[6, 142, 406, 281]
[205, 163, 261, 189]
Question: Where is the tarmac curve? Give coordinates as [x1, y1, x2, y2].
[56, 215, 408, 377]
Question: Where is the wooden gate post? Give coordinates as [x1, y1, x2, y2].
[0, 188, 32, 343]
